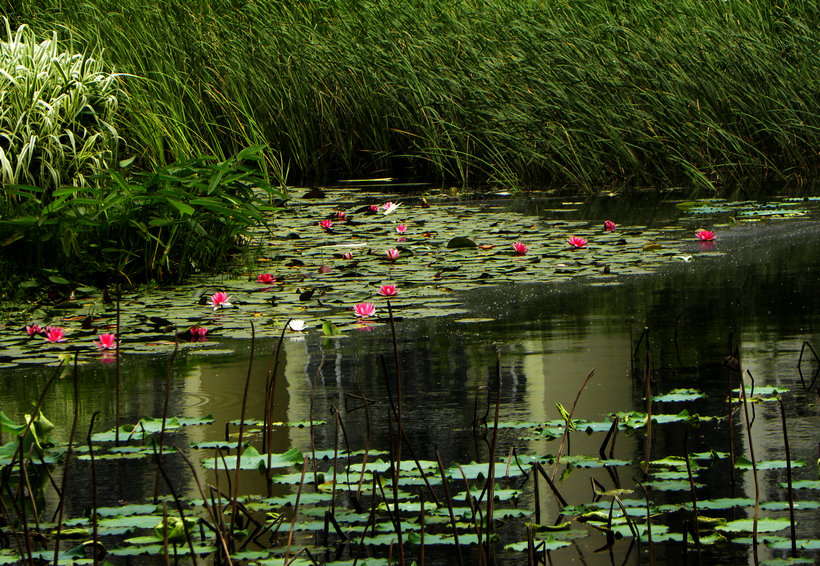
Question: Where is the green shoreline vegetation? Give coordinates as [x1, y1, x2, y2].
[1, 0, 819, 287]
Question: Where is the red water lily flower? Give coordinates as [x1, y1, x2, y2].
[696, 229, 716, 241]
[567, 236, 588, 249]
[256, 273, 275, 284]
[209, 291, 232, 310]
[354, 303, 376, 318]
[513, 241, 528, 254]
[45, 326, 66, 343]
[604, 220, 616, 231]
[369, 204, 380, 213]
[26, 324, 43, 337]
[378, 284, 398, 296]
[385, 248, 400, 261]
[93, 333, 117, 350]
[190, 326, 208, 337]
[319, 219, 333, 230]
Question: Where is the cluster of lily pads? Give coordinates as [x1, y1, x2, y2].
[7, 191, 818, 371]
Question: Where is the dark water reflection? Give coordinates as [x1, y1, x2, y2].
[1, 217, 819, 564]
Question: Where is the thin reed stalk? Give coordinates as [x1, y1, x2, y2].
[551, 368, 595, 481]
[229, 321, 255, 546]
[777, 398, 797, 556]
[87, 412, 101, 565]
[52, 352, 79, 565]
[153, 333, 179, 504]
[739, 370, 760, 565]
[683, 432, 702, 565]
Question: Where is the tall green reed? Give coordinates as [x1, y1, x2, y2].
[8, 0, 820, 190]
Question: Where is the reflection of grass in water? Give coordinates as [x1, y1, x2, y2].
[10, 0, 820, 190]
[2, 315, 817, 565]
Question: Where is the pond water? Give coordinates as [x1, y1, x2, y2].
[1, 193, 819, 565]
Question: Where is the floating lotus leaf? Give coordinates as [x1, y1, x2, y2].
[652, 388, 705, 402]
[717, 517, 793, 534]
[735, 456, 806, 470]
[201, 446, 303, 471]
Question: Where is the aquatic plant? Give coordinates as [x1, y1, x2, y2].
[354, 302, 376, 317]
[44, 326, 66, 342]
[378, 284, 398, 296]
[209, 291, 232, 310]
[319, 219, 333, 230]
[25, 324, 43, 337]
[288, 319, 307, 331]
[256, 273, 275, 284]
[385, 248, 400, 261]
[396, 224, 407, 234]
[567, 236, 588, 249]
[696, 229, 717, 241]
[605, 220, 617, 231]
[513, 241, 528, 254]
[93, 333, 117, 349]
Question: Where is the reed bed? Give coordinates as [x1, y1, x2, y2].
[7, 0, 819, 190]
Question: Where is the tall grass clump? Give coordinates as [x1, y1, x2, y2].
[0, 17, 121, 195]
[6, 0, 820, 190]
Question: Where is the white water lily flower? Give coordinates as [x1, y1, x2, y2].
[288, 319, 307, 331]
[675, 255, 693, 262]
[382, 202, 400, 215]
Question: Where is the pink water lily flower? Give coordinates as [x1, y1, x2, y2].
[385, 248, 400, 261]
[336, 211, 347, 221]
[319, 219, 333, 230]
[45, 326, 66, 343]
[26, 324, 43, 337]
[256, 273, 275, 284]
[93, 333, 117, 350]
[396, 224, 407, 234]
[369, 204, 380, 213]
[568, 236, 588, 249]
[378, 284, 398, 296]
[604, 220, 617, 231]
[354, 302, 376, 318]
[513, 241, 528, 254]
[696, 229, 716, 241]
[209, 291, 232, 310]
[190, 326, 208, 337]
